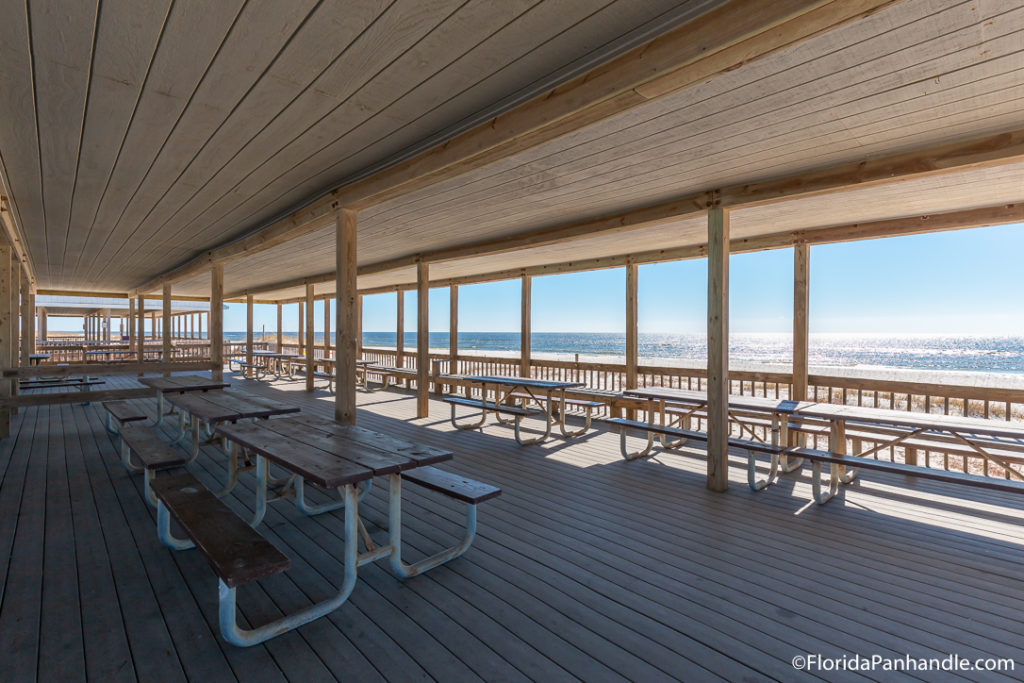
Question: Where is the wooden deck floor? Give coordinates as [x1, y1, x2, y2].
[1, 372, 1023, 682]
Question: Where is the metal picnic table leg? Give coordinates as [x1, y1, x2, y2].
[619, 398, 655, 460]
[513, 387, 552, 446]
[748, 413, 781, 491]
[218, 483, 360, 647]
[294, 476, 347, 515]
[387, 473, 478, 578]
[557, 388, 591, 439]
[832, 418, 858, 484]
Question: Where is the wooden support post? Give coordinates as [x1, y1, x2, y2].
[336, 209, 358, 425]
[0, 244, 12, 437]
[792, 244, 809, 402]
[396, 290, 405, 368]
[323, 296, 331, 355]
[305, 284, 314, 391]
[162, 285, 172, 375]
[246, 294, 254, 378]
[298, 302, 305, 356]
[39, 308, 46, 342]
[211, 265, 224, 382]
[356, 295, 362, 359]
[10, 265, 19, 367]
[104, 308, 111, 342]
[128, 297, 135, 347]
[150, 311, 156, 339]
[707, 206, 730, 492]
[136, 295, 145, 373]
[449, 285, 458, 373]
[276, 303, 283, 353]
[520, 275, 531, 378]
[416, 262, 430, 417]
[625, 260, 639, 418]
[21, 279, 34, 357]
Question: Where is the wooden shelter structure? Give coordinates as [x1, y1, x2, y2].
[2, 1, 1024, 677]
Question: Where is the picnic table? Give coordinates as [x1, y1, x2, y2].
[306, 357, 374, 389]
[619, 387, 1024, 502]
[154, 413, 498, 646]
[28, 353, 50, 365]
[783, 401, 1024, 499]
[138, 374, 231, 426]
[249, 351, 300, 379]
[165, 389, 300, 493]
[447, 376, 586, 445]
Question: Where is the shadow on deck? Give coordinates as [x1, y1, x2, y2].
[0, 371, 1021, 681]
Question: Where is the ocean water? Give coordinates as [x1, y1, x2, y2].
[227, 331, 1024, 376]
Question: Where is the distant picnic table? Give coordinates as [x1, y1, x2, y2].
[447, 376, 587, 445]
[138, 374, 231, 426]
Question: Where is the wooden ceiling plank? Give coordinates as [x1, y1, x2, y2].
[87, 0, 385, 286]
[79, 0, 247, 288]
[30, 0, 100, 287]
[0, 6, 43, 286]
[61, 0, 170, 287]
[369, 6, 1021, 236]
[126, 0, 472, 287]
[137, 0, 873, 292]
[81, 0, 321, 286]
[163, 0, 691, 260]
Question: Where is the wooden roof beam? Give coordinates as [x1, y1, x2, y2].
[136, 0, 895, 293]
[356, 203, 1024, 293]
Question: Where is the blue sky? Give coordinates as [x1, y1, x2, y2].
[52, 224, 1024, 335]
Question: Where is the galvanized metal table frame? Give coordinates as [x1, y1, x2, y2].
[452, 376, 587, 445]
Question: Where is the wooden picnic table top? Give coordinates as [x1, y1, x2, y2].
[625, 387, 812, 414]
[790, 402, 1024, 440]
[625, 386, 1024, 440]
[167, 390, 300, 423]
[84, 349, 136, 355]
[216, 414, 451, 488]
[252, 351, 299, 358]
[307, 357, 373, 366]
[464, 376, 586, 390]
[138, 375, 230, 393]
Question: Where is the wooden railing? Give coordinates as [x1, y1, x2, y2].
[346, 346, 1024, 480]
[30, 340, 261, 364]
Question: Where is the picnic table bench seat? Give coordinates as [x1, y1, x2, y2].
[784, 446, 1024, 504]
[508, 391, 603, 437]
[118, 425, 190, 506]
[669, 406, 1024, 467]
[20, 377, 104, 390]
[606, 417, 788, 490]
[103, 400, 149, 434]
[403, 466, 502, 504]
[445, 395, 561, 445]
[363, 365, 417, 391]
[151, 473, 300, 647]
